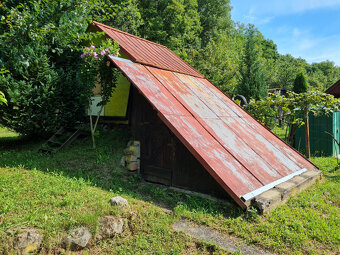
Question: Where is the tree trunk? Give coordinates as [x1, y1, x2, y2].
[304, 105, 310, 159]
[88, 100, 96, 149]
[89, 103, 104, 150]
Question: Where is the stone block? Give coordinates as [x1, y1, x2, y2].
[290, 174, 317, 192]
[275, 181, 297, 203]
[300, 170, 322, 183]
[254, 189, 282, 214]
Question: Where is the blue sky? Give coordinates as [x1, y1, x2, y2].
[230, 0, 340, 66]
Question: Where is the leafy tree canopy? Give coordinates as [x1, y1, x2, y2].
[238, 25, 267, 100]
[0, 0, 125, 136]
[0, 0, 339, 137]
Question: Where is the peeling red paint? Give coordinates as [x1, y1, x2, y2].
[93, 20, 318, 208]
[109, 56, 318, 208]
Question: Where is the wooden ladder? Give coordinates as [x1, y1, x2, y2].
[39, 127, 88, 154]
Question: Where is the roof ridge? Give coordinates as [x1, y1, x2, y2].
[91, 21, 205, 78]
[93, 21, 168, 49]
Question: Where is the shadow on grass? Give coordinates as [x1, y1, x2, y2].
[0, 127, 243, 220]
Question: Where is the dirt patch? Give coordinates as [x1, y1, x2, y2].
[173, 219, 274, 255]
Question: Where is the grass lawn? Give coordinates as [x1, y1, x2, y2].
[0, 127, 339, 254]
[0, 126, 21, 140]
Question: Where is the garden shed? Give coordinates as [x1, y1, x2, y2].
[89, 21, 320, 209]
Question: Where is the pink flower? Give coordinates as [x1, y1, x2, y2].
[90, 45, 95, 49]
[100, 49, 106, 56]
[93, 52, 98, 58]
[80, 54, 85, 59]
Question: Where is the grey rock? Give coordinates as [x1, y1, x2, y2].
[109, 196, 128, 207]
[62, 227, 91, 250]
[13, 228, 42, 254]
[120, 156, 126, 167]
[97, 216, 124, 240]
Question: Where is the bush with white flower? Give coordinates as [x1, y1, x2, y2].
[79, 39, 120, 148]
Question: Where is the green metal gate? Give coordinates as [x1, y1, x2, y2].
[294, 112, 340, 157]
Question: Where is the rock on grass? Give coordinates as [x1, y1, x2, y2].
[13, 228, 42, 254]
[109, 196, 128, 207]
[97, 216, 124, 240]
[62, 227, 92, 251]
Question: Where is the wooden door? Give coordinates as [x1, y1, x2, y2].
[130, 87, 175, 185]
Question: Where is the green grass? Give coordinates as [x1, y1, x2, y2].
[0, 127, 21, 141]
[0, 127, 339, 254]
[272, 126, 287, 140]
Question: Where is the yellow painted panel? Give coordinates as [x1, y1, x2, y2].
[104, 74, 130, 117]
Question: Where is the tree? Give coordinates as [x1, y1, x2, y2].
[306, 61, 340, 91]
[260, 39, 279, 60]
[238, 25, 267, 100]
[104, 0, 143, 35]
[0, 0, 121, 136]
[190, 31, 242, 95]
[138, 0, 201, 59]
[293, 72, 308, 93]
[196, 0, 233, 47]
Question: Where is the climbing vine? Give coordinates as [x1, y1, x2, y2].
[244, 90, 340, 130]
[244, 90, 340, 156]
[78, 39, 120, 148]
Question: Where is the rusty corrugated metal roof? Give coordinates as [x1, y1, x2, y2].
[325, 78, 340, 98]
[90, 22, 318, 208]
[92, 21, 204, 78]
[109, 56, 318, 208]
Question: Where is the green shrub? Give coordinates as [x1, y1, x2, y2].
[0, 0, 121, 136]
[293, 72, 308, 93]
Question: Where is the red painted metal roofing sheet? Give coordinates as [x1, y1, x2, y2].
[110, 56, 318, 208]
[92, 21, 204, 78]
[147, 67, 299, 179]
[195, 77, 317, 171]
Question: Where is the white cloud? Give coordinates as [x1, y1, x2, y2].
[287, 0, 340, 13]
[230, 0, 340, 66]
[290, 28, 318, 51]
[240, 0, 340, 16]
[277, 32, 340, 66]
[243, 14, 274, 25]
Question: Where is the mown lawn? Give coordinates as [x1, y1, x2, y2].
[0, 127, 339, 254]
